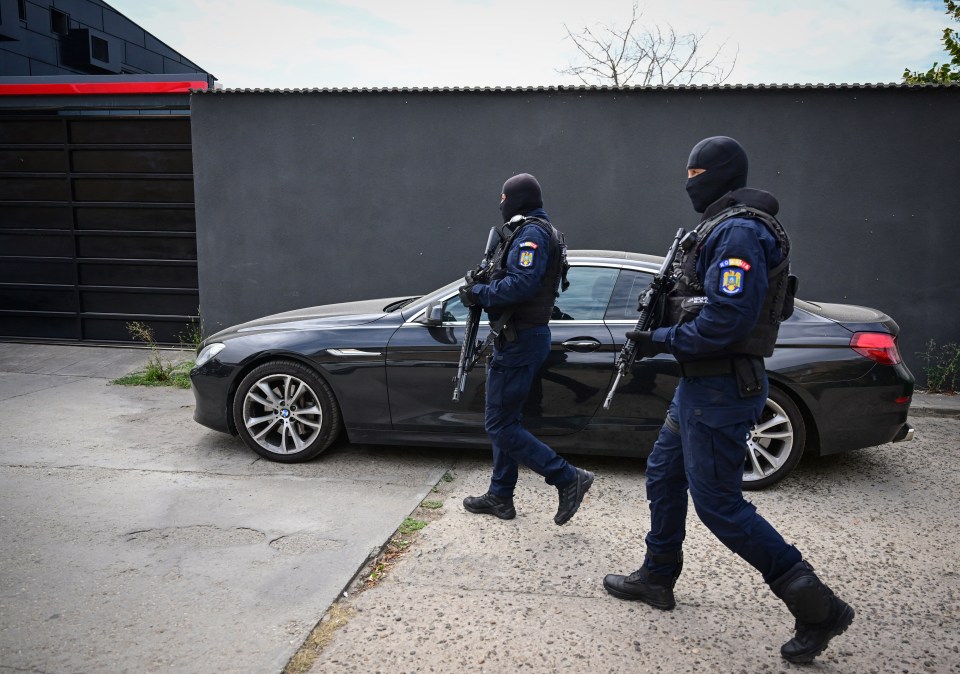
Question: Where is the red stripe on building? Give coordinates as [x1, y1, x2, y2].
[0, 81, 209, 95]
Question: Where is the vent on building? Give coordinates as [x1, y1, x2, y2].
[51, 8, 68, 35]
[62, 28, 121, 73]
[90, 35, 108, 61]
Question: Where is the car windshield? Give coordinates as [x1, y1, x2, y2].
[400, 278, 464, 320]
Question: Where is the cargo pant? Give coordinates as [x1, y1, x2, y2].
[644, 373, 802, 583]
[485, 325, 577, 497]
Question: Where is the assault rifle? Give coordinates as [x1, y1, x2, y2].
[602, 227, 687, 410]
[451, 217, 520, 402]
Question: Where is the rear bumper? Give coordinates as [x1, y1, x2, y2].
[800, 362, 914, 456]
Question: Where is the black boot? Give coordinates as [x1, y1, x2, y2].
[603, 549, 682, 610]
[463, 492, 516, 520]
[770, 560, 855, 664]
[554, 467, 594, 525]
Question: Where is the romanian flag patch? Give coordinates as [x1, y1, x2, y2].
[719, 258, 751, 271]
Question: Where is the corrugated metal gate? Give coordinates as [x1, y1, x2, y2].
[0, 115, 198, 344]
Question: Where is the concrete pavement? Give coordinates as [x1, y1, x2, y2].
[310, 409, 960, 672]
[0, 342, 956, 673]
[0, 343, 456, 673]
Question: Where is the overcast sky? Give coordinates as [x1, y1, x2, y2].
[105, 0, 951, 89]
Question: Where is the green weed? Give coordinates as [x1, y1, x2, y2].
[919, 339, 960, 393]
[398, 517, 428, 535]
[112, 321, 194, 389]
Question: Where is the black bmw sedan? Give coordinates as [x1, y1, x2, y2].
[190, 250, 915, 489]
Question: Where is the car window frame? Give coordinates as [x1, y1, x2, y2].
[604, 267, 656, 325]
[402, 262, 630, 327]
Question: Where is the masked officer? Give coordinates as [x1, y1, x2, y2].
[460, 173, 593, 525]
[602, 137, 854, 664]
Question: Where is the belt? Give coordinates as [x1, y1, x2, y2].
[678, 358, 735, 377]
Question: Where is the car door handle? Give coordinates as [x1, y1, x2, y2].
[561, 338, 601, 353]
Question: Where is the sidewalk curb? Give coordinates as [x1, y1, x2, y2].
[908, 407, 960, 419]
[910, 393, 960, 419]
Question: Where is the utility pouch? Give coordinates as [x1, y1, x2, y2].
[502, 321, 517, 344]
[733, 356, 765, 398]
[493, 314, 518, 350]
[780, 274, 799, 321]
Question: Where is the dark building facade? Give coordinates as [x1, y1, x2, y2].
[0, 0, 213, 344]
[0, 0, 213, 83]
[190, 84, 959, 379]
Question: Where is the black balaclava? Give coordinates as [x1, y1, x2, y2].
[685, 136, 748, 213]
[500, 173, 543, 222]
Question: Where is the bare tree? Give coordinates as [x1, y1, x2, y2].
[559, 3, 737, 86]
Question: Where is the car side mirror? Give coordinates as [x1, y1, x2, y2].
[419, 302, 444, 326]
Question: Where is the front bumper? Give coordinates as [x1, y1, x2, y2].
[190, 359, 237, 434]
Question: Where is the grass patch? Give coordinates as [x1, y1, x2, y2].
[420, 500, 444, 510]
[283, 603, 356, 674]
[398, 517, 428, 535]
[113, 320, 196, 389]
[113, 359, 194, 389]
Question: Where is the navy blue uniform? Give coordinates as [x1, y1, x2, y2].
[606, 138, 852, 663]
[471, 213, 577, 498]
[644, 214, 802, 583]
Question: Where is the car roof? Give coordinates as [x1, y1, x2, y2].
[567, 249, 664, 270]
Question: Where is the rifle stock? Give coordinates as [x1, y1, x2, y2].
[602, 227, 687, 410]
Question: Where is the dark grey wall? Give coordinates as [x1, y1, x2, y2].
[190, 86, 960, 378]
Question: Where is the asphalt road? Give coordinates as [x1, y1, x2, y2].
[0, 343, 454, 673]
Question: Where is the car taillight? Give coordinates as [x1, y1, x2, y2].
[850, 332, 901, 365]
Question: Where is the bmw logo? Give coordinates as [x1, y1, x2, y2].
[280, 409, 290, 418]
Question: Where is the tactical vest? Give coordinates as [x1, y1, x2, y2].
[489, 217, 568, 329]
[665, 206, 797, 358]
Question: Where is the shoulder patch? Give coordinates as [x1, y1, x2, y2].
[519, 241, 538, 249]
[720, 265, 746, 295]
[519, 249, 535, 267]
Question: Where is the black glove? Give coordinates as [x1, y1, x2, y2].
[626, 330, 667, 359]
[464, 270, 480, 285]
[459, 285, 479, 308]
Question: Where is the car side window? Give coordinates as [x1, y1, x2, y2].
[438, 266, 619, 323]
[441, 294, 470, 323]
[604, 269, 654, 321]
[551, 266, 619, 321]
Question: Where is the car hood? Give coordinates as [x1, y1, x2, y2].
[206, 296, 412, 340]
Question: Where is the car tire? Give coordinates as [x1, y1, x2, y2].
[232, 360, 341, 463]
[742, 386, 806, 491]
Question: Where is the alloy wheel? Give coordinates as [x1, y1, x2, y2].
[744, 397, 795, 483]
[241, 373, 323, 454]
